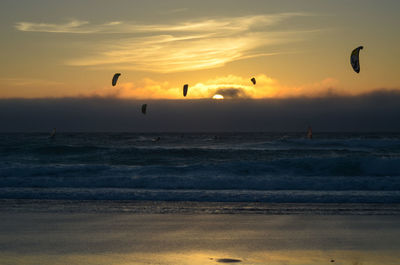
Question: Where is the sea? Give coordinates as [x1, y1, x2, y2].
[1, 132, 400, 214]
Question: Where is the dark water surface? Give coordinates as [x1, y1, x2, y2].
[1, 132, 400, 204]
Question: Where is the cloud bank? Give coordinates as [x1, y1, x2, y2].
[1, 91, 400, 132]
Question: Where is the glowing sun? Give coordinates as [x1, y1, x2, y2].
[212, 94, 224, 100]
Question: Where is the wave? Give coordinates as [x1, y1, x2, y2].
[1, 157, 400, 191]
[1, 132, 400, 203]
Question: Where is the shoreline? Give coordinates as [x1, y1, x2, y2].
[1, 199, 400, 215]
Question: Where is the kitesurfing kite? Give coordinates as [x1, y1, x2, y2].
[112, 73, 121, 86]
[183, 84, 189, 97]
[251, 77, 256, 85]
[350, 46, 363, 73]
[141, 104, 147, 114]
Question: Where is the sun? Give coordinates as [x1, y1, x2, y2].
[212, 94, 224, 100]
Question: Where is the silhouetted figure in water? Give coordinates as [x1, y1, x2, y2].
[152, 136, 160, 142]
[307, 126, 312, 139]
[50, 128, 56, 139]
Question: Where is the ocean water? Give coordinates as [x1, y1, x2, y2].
[1, 132, 400, 204]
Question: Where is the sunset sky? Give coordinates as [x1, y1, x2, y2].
[1, 0, 399, 99]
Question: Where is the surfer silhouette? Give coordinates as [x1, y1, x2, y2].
[50, 128, 56, 139]
[307, 126, 312, 139]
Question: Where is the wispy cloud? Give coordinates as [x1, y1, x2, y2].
[16, 13, 314, 73]
[15, 13, 304, 34]
[66, 33, 288, 72]
[16, 20, 92, 33]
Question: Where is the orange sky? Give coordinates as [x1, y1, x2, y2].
[1, 0, 399, 99]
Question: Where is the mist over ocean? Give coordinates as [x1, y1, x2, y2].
[1, 132, 400, 205]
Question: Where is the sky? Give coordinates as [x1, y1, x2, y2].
[0, 0, 399, 131]
[1, 0, 400, 99]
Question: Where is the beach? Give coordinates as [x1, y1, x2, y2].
[2, 0, 400, 263]
[1, 133, 400, 264]
[1, 200, 400, 265]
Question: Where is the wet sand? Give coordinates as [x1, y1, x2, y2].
[1, 205, 400, 265]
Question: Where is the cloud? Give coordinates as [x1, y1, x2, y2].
[66, 34, 271, 72]
[15, 20, 91, 33]
[16, 14, 314, 73]
[1, 74, 384, 100]
[15, 13, 304, 34]
[191, 75, 345, 99]
[2, 91, 400, 132]
[84, 79, 178, 99]
[80, 75, 273, 99]
[214, 88, 248, 99]
[82, 74, 376, 100]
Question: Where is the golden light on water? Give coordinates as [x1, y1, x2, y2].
[212, 94, 224, 100]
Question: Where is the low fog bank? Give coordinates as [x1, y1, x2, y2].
[1, 91, 399, 132]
